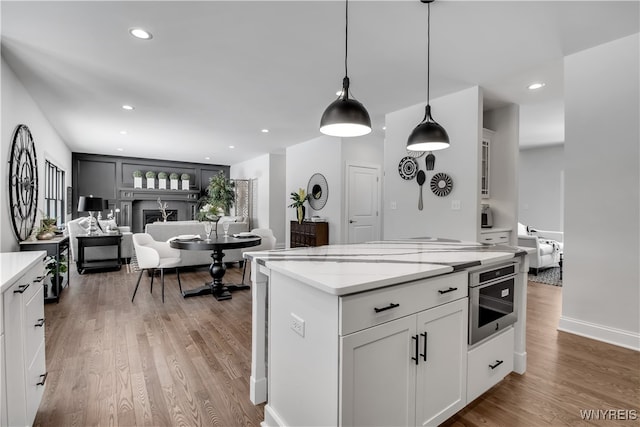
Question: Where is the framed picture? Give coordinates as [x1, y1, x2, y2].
[66, 186, 72, 215]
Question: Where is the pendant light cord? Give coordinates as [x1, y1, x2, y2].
[426, 1, 431, 105]
[345, 0, 349, 78]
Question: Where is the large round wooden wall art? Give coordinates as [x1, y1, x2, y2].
[8, 124, 39, 242]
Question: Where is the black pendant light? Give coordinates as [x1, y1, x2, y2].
[320, 0, 371, 137]
[407, 0, 450, 151]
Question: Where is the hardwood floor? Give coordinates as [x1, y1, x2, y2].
[36, 269, 639, 426]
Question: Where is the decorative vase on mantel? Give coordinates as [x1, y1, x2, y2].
[296, 205, 305, 224]
[181, 174, 190, 190]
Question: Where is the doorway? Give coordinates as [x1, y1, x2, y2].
[345, 163, 381, 244]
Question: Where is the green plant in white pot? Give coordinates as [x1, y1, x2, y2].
[158, 172, 168, 189]
[170, 172, 179, 190]
[145, 171, 156, 189]
[133, 170, 143, 188]
[181, 173, 190, 190]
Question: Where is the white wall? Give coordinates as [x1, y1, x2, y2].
[518, 144, 564, 231]
[383, 86, 482, 241]
[231, 152, 286, 247]
[1, 57, 71, 252]
[286, 136, 342, 246]
[560, 33, 639, 350]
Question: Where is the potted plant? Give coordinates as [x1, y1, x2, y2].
[170, 172, 180, 190]
[158, 172, 168, 189]
[45, 254, 67, 297]
[289, 188, 309, 224]
[133, 170, 143, 188]
[181, 173, 190, 190]
[206, 171, 235, 215]
[145, 171, 156, 189]
[36, 211, 58, 240]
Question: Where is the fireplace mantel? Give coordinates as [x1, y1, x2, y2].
[120, 187, 200, 202]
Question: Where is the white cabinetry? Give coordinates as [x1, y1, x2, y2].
[467, 327, 514, 403]
[479, 228, 511, 245]
[1, 254, 46, 427]
[265, 270, 468, 427]
[341, 298, 468, 426]
[1, 295, 6, 427]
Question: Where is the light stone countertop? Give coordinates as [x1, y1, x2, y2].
[1, 251, 47, 293]
[245, 238, 527, 296]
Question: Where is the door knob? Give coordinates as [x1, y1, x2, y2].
[349, 220, 357, 223]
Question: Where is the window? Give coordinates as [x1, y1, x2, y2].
[44, 160, 65, 225]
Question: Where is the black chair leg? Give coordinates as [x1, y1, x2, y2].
[176, 268, 183, 294]
[150, 269, 155, 293]
[241, 261, 248, 285]
[132, 269, 144, 302]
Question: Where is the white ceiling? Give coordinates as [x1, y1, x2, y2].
[2, 1, 638, 164]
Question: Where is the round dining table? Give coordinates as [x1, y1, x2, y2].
[170, 235, 261, 301]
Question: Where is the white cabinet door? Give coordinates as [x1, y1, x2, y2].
[341, 316, 416, 427]
[415, 299, 468, 427]
[1, 333, 7, 427]
[3, 283, 27, 427]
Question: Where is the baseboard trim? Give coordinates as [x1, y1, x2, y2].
[558, 316, 640, 351]
[513, 350, 527, 374]
[250, 376, 267, 405]
[264, 405, 287, 427]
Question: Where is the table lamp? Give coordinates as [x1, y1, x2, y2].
[77, 195, 103, 236]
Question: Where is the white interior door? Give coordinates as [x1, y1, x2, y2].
[346, 163, 381, 243]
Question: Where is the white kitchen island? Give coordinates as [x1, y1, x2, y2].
[246, 238, 529, 427]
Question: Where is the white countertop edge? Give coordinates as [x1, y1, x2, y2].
[265, 262, 455, 296]
[479, 227, 512, 234]
[1, 251, 47, 293]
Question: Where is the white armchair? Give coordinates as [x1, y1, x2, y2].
[240, 228, 277, 285]
[131, 233, 182, 303]
[517, 222, 563, 275]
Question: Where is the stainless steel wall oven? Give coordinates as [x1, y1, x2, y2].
[468, 261, 519, 345]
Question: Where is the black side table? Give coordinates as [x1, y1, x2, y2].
[76, 233, 122, 274]
[19, 235, 70, 303]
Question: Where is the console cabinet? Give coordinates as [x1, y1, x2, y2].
[1, 253, 47, 427]
[290, 221, 329, 247]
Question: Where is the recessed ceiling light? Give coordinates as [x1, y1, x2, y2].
[528, 82, 546, 90]
[261, 129, 269, 133]
[382, 126, 387, 130]
[122, 105, 134, 110]
[116, 148, 124, 152]
[204, 156, 210, 160]
[229, 145, 235, 149]
[129, 28, 153, 40]
[336, 90, 343, 96]
[120, 130, 127, 135]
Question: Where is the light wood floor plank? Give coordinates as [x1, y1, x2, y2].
[34, 266, 638, 426]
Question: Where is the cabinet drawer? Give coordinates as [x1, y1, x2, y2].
[26, 341, 46, 426]
[340, 272, 467, 335]
[479, 231, 510, 244]
[25, 285, 45, 367]
[467, 327, 514, 402]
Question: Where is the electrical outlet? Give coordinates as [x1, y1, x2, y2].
[451, 200, 461, 210]
[290, 313, 305, 337]
[390, 201, 397, 210]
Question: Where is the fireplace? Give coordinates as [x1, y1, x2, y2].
[143, 209, 178, 227]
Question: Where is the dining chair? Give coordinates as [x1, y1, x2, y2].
[241, 228, 276, 285]
[131, 233, 182, 303]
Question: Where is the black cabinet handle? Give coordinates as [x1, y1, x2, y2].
[420, 332, 428, 362]
[35, 318, 45, 327]
[374, 303, 399, 313]
[36, 372, 48, 386]
[34, 276, 45, 283]
[13, 284, 30, 294]
[411, 335, 419, 365]
[438, 287, 458, 295]
[489, 360, 504, 370]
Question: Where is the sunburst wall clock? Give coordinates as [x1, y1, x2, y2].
[8, 124, 39, 242]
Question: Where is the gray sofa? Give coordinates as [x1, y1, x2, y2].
[144, 217, 249, 267]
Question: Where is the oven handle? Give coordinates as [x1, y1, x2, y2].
[470, 272, 518, 289]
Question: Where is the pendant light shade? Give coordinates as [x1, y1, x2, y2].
[407, 0, 450, 151]
[320, 0, 371, 137]
[407, 105, 450, 151]
[320, 77, 371, 137]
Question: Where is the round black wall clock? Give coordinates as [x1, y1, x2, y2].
[8, 124, 39, 242]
